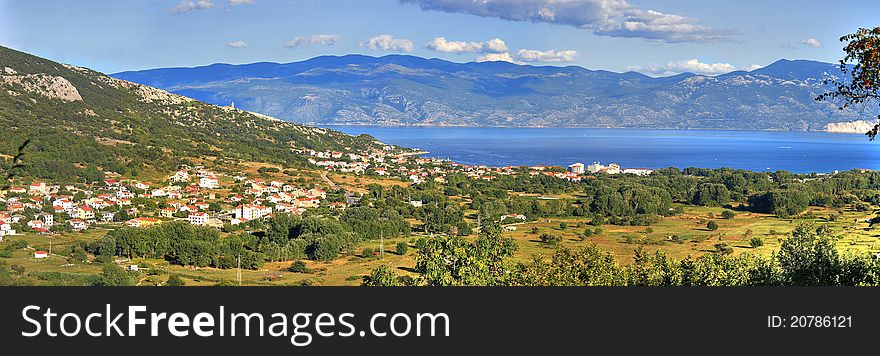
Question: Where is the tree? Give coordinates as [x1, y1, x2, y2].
[713, 243, 733, 255]
[749, 237, 764, 248]
[396, 242, 408, 255]
[289, 260, 309, 273]
[362, 247, 374, 258]
[94, 264, 134, 286]
[166, 274, 185, 286]
[540, 233, 561, 245]
[721, 210, 736, 219]
[706, 221, 719, 231]
[362, 265, 401, 286]
[818, 27, 880, 139]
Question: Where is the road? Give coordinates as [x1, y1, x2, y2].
[320, 170, 360, 205]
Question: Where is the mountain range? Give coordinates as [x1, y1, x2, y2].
[0, 46, 386, 182]
[113, 55, 875, 131]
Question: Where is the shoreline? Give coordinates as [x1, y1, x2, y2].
[322, 124, 870, 136]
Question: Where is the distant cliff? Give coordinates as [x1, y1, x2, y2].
[825, 120, 877, 134]
[114, 55, 877, 130]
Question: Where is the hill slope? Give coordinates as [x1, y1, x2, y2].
[0, 46, 389, 182]
[113, 55, 874, 130]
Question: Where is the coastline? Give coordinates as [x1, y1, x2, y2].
[322, 124, 870, 135]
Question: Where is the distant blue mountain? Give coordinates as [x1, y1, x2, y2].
[113, 55, 870, 130]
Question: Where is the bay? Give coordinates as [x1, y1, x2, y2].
[327, 126, 880, 174]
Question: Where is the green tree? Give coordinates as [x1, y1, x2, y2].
[362, 265, 401, 286]
[707, 221, 719, 231]
[749, 237, 764, 248]
[166, 274, 185, 286]
[94, 264, 134, 286]
[818, 27, 880, 138]
[289, 260, 309, 273]
[396, 242, 408, 255]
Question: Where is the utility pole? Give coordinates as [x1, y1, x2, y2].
[49, 241, 52, 256]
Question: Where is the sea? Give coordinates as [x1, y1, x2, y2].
[327, 126, 880, 174]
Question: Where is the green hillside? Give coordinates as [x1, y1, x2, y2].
[0, 46, 386, 182]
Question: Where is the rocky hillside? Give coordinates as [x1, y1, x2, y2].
[114, 55, 877, 130]
[0, 46, 389, 182]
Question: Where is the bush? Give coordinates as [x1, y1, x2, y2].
[749, 237, 764, 248]
[396, 242, 408, 255]
[559, 222, 568, 230]
[166, 274, 185, 286]
[721, 210, 736, 219]
[539, 233, 561, 245]
[289, 260, 309, 273]
[362, 247, 374, 258]
[714, 243, 734, 255]
[310, 239, 340, 262]
[707, 221, 719, 231]
[94, 264, 134, 286]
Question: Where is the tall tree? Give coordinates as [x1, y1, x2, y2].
[818, 27, 880, 138]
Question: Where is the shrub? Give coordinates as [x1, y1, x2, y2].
[289, 260, 309, 273]
[166, 274, 185, 286]
[539, 233, 561, 245]
[362, 247, 374, 258]
[721, 210, 736, 219]
[707, 221, 719, 231]
[396, 242, 408, 255]
[749, 237, 764, 248]
[714, 243, 734, 255]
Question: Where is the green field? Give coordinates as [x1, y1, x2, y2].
[4, 204, 878, 286]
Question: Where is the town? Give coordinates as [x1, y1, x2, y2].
[0, 141, 652, 248]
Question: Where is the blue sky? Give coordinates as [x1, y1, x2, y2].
[0, 0, 877, 76]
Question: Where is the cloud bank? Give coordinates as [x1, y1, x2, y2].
[171, 0, 215, 13]
[401, 0, 733, 43]
[363, 35, 415, 52]
[627, 59, 757, 76]
[801, 38, 822, 48]
[284, 35, 342, 48]
[426, 37, 508, 54]
[515, 49, 579, 63]
[226, 41, 247, 48]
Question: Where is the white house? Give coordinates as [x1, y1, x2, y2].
[234, 204, 272, 220]
[199, 176, 220, 189]
[188, 212, 208, 226]
[68, 219, 87, 231]
[0, 222, 16, 237]
[34, 251, 48, 259]
[568, 163, 585, 174]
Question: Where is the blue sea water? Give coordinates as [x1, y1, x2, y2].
[327, 126, 880, 174]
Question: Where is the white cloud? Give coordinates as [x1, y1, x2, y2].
[515, 49, 579, 63]
[426, 37, 508, 54]
[746, 64, 763, 71]
[476, 52, 517, 63]
[226, 41, 248, 48]
[401, 0, 733, 43]
[284, 35, 341, 48]
[229, 0, 254, 5]
[362, 35, 414, 52]
[171, 0, 215, 13]
[627, 59, 740, 76]
[801, 38, 822, 48]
